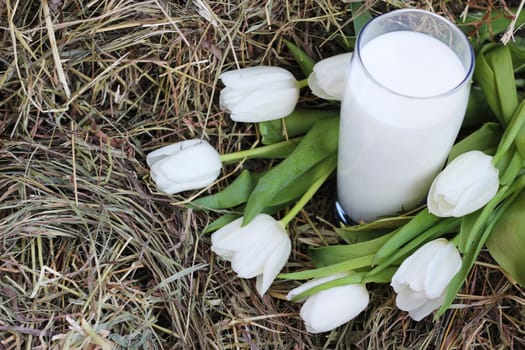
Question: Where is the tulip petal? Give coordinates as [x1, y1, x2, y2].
[427, 151, 499, 217]
[220, 66, 297, 90]
[300, 284, 369, 333]
[146, 139, 202, 167]
[423, 240, 462, 298]
[391, 239, 463, 321]
[211, 214, 290, 295]
[156, 143, 221, 183]
[407, 292, 446, 321]
[221, 87, 299, 122]
[255, 235, 291, 295]
[451, 168, 499, 217]
[219, 66, 300, 123]
[392, 241, 436, 292]
[231, 233, 277, 279]
[308, 52, 352, 101]
[216, 228, 266, 272]
[428, 173, 467, 217]
[223, 215, 285, 277]
[394, 284, 429, 311]
[211, 217, 244, 259]
[147, 139, 222, 195]
[231, 219, 289, 279]
[307, 72, 333, 100]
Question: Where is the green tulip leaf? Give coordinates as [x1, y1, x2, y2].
[193, 169, 258, 210]
[335, 35, 356, 50]
[220, 137, 301, 164]
[475, 44, 518, 126]
[308, 231, 396, 267]
[195, 153, 336, 213]
[486, 191, 525, 286]
[202, 201, 294, 234]
[499, 151, 523, 186]
[368, 217, 460, 277]
[447, 122, 502, 163]
[286, 273, 365, 302]
[457, 211, 478, 254]
[350, 2, 372, 35]
[446, 177, 525, 317]
[259, 109, 339, 145]
[242, 117, 339, 225]
[268, 154, 337, 206]
[336, 230, 389, 245]
[280, 255, 375, 281]
[373, 209, 441, 265]
[202, 213, 241, 234]
[462, 87, 497, 128]
[286, 267, 397, 302]
[437, 182, 525, 318]
[438, 217, 497, 318]
[495, 99, 525, 162]
[458, 184, 513, 253]
[336, 216, 412, 244]
[285, 40, 316, 77]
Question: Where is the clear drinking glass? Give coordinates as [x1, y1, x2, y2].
[336, 9, 475, 223]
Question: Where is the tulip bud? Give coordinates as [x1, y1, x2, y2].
[307, 52, 352, 101]
[287, 274, 369, 333]
[391, 238, 462, 321]
[427, 150, 499, 217]
[147, 139, 221, 195]
[211, 214, 291, 296]
[219, 66, 300, 122]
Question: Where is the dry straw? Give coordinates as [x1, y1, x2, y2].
[0, 0, 524, 349]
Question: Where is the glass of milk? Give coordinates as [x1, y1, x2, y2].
[337, 9, 474, 223]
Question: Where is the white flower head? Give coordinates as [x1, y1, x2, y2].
[146, 139, 221, 195]
[287, 274, 369, 333]
[307, 52, 352, 101]
[391, 238, 462, 321]
[219, 66, 300, 122]
[428, 150, 499, 217]
[211, 214, 291, 296]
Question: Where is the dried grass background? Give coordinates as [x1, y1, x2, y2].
[1, 0, 525, 349]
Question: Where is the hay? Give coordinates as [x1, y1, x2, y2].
[0, 0, 524, 349]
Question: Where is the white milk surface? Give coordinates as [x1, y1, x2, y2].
[337, 31, 470, 222]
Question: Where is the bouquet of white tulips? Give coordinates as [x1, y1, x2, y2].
[146, 8, 525, 334]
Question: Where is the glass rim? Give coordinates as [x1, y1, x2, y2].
[355, 8, 475, 100]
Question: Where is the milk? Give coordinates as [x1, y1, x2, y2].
[337, 30, 471, 222]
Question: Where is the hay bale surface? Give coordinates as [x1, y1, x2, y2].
[0, 1, 524, 349]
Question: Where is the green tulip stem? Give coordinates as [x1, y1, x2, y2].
[288, 273, 364, 301]
[288, 267, 398, 302]
[362, 267, 397, 284]
[297, 78, 309, 89]
[493, 99, 525, 165]
[460, 184, 511, 252]
[279, 155, 337, 227]
[219, 137, 302, 164]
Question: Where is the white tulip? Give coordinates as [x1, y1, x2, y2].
[391, 238, 462, 321]
[211, 214, 291, 296]
[287, 274, 369, 333]
[146, 139, 221, 195]
[427, 150, 499, 217]
[219, 66, 300, 122]
[307, 52, 352, 101]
